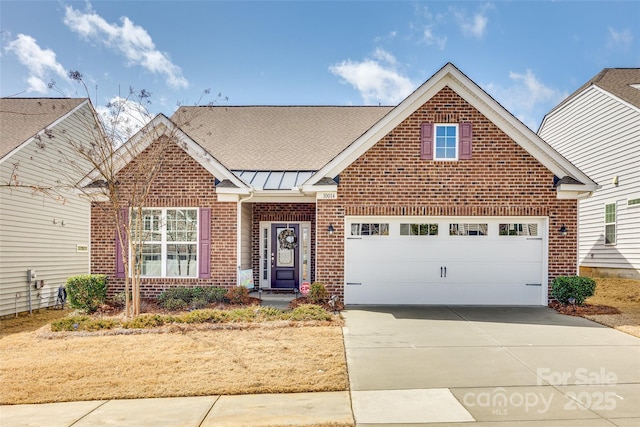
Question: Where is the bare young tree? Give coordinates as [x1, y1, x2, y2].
[38, 72, 220, 317]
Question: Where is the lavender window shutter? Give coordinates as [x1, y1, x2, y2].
[420, 123, 434, 160]
[459, 122, 473, 160]
[115, 208, 128, 278]
[199, 208, 211, 279]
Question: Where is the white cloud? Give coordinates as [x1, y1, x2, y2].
[329, 48, 415, 105]
[412, 4, 447, 49]
[5, 34, 67, 94]
[486, 70, 566, 130]
[452, 3, 492, 39]
[64, 4, 188, 89]
[607, 27, 633, 49]
[96, 96, 152, 146]
[423, 26, 447, 50]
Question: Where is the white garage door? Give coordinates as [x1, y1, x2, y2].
[345, 217, 547, 305]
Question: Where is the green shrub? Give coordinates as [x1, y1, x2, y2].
[308, 282, 328, 304]
[191, 296, 210, 310]
[285, 304, 333, 321]
[109, 292, 128, 308]
[51, 316, 118, 331]
[551, 276, 596, 305]
[157, 286, 228, 310]
[181, 309, 228, 324]
[66, 274, 108, 313]
[203, 286, 228, 303]
[123, 314, 173, 329]
[225, 286, 250, 305]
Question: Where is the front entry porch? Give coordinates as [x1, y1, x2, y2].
[257, 221, 312, 291]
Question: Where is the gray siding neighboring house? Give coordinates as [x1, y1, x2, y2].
[538, 68, 640, 279]
[0, 98, 98, 317]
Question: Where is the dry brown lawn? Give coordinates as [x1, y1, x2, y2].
[582, 277, 640, 338]
[0, 308, 348, 405]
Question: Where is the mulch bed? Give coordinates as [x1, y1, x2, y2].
[549, 301, 621, 317]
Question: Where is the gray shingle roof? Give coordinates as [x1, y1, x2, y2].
[172, 106, 393, 171]
[0, 98, 86, 159]
[553, 68, 640, 114]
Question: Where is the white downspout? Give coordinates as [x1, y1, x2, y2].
[237, 191, 255, 286]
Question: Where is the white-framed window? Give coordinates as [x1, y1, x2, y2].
[434, 124, 458, 160]
[604, 203, 616, 245]
[350, 223, 389, 236]
[132, 208, 199, 277]
[499, 223, 539, 236]
[628, 198, 640, 207]
[449, 223, 488, 236]
[400, 223, 439, 236]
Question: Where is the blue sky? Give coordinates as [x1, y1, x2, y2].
[1, 1, 638, 130]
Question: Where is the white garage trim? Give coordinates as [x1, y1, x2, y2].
[344, 216, 548, 306]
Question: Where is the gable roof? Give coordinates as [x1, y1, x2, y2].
[0, 98, 87, 160]
[172, 106, 393, 170]
[79, 113, 248, 193]
[548, 68, 640, 116]
[305, 63, 598, 195]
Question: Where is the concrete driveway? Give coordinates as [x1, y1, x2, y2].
[343, 306, 640, 426]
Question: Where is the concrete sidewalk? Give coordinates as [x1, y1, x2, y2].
[0, 391, 353, 427]
[343, 306, 640, 426]
[3, 306, 640, 426]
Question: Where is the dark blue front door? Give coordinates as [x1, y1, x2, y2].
[271, 223, 299, 289]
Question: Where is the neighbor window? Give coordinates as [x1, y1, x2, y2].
[435, 124, 458, 160]
[132, 208, 198, 277]
[499, 223, 539, 236]
[350, 223, 389, 236]
[604, 203, 616, 245]
[400, 223, 439, 236]
[449, 223, 488, 236]
[628, 198, 640, 207]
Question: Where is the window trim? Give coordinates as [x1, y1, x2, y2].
[132, 207, 200, 278]
[604, 203, 616, 246]
[434, 123, 459, 161]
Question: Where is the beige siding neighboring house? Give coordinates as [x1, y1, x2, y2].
[0, 98, 98, 317]
[539, 68, 640, 279]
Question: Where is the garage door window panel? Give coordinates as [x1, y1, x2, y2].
[499, 223, 539, 236]
[351, 223, 389, 236]
[400, 223, 438, 236]
[449, 223, 488, 236]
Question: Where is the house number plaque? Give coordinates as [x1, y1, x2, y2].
[317, 192, 337, 200]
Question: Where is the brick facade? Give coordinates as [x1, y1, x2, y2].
[315, 87, 577, 298]
[91, 140, 237, 298]
[92, 86, 579, 303]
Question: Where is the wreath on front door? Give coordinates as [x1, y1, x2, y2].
[278, 229, 298, 250]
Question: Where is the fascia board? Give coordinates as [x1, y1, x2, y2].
[250, 194, 317, 203]
[308, 66, 455, 185]
[301, 184, 338, 193]
[307, 63, 596, 188]
[79, 114, 249, 192]
[443, 75, 597, 187]
[215, 186, 251, 195]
